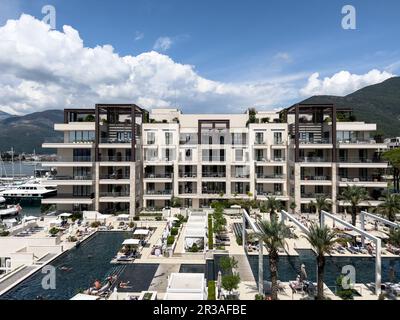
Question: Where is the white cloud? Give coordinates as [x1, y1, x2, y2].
[134, 31, 144, 41]
[300, 69, 395, 97]
[274, 52, 292, 63]
[153, 36, 173, 52]
[0, 15, 395, 116]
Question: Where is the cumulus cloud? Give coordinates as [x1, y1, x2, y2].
[153, 36, 173, 52]
[300, 69, 395, 97]
[0, 14, 301, 115]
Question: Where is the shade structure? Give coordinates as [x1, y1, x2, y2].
[122, 239, 140, 245]
[133, 229, 150, 236]
[59, 213, 72, 218]
[23, 215, 39, 221]
[231, 205, 241, 209]
[117, 214, 130, 219]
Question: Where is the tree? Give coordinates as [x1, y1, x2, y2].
[376, 193, 400, 222]
[388, 228, 400, 247]
[265, 197, 282, 221]
[341, 185, 368, 226]
[290, 202, 297, 215]
[383, 148, 400, 192]
[254, 219, 291, 300]
[221, 274, 241, 297]
[315, 195, 331, 222]
[171, 197, 182, 208]
[303, 224, 337, 300]
[219, 256, 238, 273]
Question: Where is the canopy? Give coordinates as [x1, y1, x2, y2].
[134, 229, 150, 236]
[23, 216, 39, 221]
[122, 239, 140, 245]
[231, 205, 241, 209]
[59, 213, 72, 218]
[117, 214, 130, 219]
[0, 196, 6, 203]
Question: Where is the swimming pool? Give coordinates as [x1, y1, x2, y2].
[0, 231, 158, 300]
[246, 250, 400, 288]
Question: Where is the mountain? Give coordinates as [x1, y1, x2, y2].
[302, 77, 400, 137]
[0, 110, 13, 121]
[0, 110, 64, 154]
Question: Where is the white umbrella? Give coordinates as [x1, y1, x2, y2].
[23, 216, 39, 222]
[300, 264, 307, 281]
[217, 271, 222, 298]
[167, 217, 179, 222]
[59, 213, 72, 218]
[122, 239, 140, 245]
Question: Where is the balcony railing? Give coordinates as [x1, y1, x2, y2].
[202, 157, 226, 162]
[300, 138, 331, 144]
[301, 176, 331, 181]
[99, 174, 130, 180]
[99, 192, 130, 197]
[99, 138, 132, 144]
[301, 193, 332, 198]
[49, 175, 92, 180]
[99, 156, 132, 162]
[256, 191, 285, 197]
[145, 190, 173, 195]
[202, 190, 226, 194]
[179, 173, 197, 178]
[144, 173, 173, 179]
[337, 139, 378, 144]
[54, 193, 94, 199]
[257, 174, 285, 179]
[338, 158, 386, 164]
[202, 173, 226, 178]
[338, 176, 386, 183]
[256, 158, 286, 162]
[255, 140, 266, 145]
[299, 157, 331, 163]
[232, 174, 250, 179]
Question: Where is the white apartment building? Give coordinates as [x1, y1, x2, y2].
[42, 103, 388, 216]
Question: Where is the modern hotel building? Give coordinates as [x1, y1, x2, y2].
[42, 103, 388, 216]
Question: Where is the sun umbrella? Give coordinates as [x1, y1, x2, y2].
[300, 264, 308, 282]
[217, 271, 222, 297]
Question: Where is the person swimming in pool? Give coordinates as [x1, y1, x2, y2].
[59, 266, 72, 272]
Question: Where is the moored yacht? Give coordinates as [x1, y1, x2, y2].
[0, 181, 57, 200]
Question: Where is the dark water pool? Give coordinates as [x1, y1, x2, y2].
[179, 264, 205, 274]
[0, 232, 158, 300]
[247, 250, 400, 288]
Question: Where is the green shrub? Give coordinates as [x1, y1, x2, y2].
[128, 222, 135, 228]
[0, 230, 10, 237]
[170, 227, 178, 236]
[336, 275, 356, 300]
[188, 243, 199, 252]
[167, 235, 175, 246]
[90, 221, 101, 228]
[155, 216, 162, 221]
[133, 216, 140, 221]
[255, 294, 264, 300]
[208, 215, 214, 249]
[49, 227, 59, 236]
[208, 281, 216, 300]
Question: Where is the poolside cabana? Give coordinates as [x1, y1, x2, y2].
[164, 273, 206, 300]
[83, 211, 111, 224]
[133, 229, 150, 236]
[122, 239, 141, 246]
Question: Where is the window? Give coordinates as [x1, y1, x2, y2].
[185, 149, 192, 161]
[255, 132, 264, 144]
[274, 132, 283, 144]
[235, 149, 244, 161]
[147, 132, 155, 145]
[165, 132, 173, 145]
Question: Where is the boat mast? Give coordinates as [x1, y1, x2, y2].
[11, 147, 14, 179]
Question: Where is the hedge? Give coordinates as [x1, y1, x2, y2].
[208, 281, 216, 300]
[208, 215, 214, 249]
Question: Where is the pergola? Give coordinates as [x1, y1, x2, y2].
[280, 210, 309, 233]
[321, 210, 382, 295]
[360, 211, 399, 246]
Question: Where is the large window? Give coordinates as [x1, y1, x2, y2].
[274, 132, 283, 144]
[147, 132, 156, 145]
[165, 132, 173, 145]
[255, 132, 264, 144]
[69, 131, 95, 143]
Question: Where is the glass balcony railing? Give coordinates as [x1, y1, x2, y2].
[301, 176, 331, 181]
[338, 158, 386, 163]
[201, 157, 226, 162]
[99, 174, 130, 180]
[145, 190, 173, 195]
[99, 156, 132, 162]
[299, 157, 331, 163]
[49, 175, 92, 180]
[300, 138, 331, 144]
[301, 193, 332, 198]
[338, 176, 386, 182]
[202, 172, 226, 178]
[232, 174, 250, 179]
[99, 192, 130, 197]
[257, 174, 285, 179]
[179, 172, 197, 178]
[46, 156, 93, 162]
[256, 191, 285, 197]
[144, 173, 173, 179]
[201, 190, 226, 194]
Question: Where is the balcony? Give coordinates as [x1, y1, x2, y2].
[99, 156, 132, 162]
[202, 172, 226, 178]
[144, 190, 173, 199]
[99, 174, 130, 180]
[41, 193, 94, 205]
[99, 192, 130, 197]
[44, 175, 93, 186]
[300, 138, 331, 145]
[338, 176, 387, 187]
[301, 193, 332, 199]
[301, 176, 331, 181]
[201, 190, 226, 195]
[201, 156, 226, 162]
[338, 157, 386, 164]
[99, 137, 132, 144]
[299, 157, 331, 163]
[144, 173, 173, 179]
[49, 175, 92, 181]
[232, 174, 250, 179]
[257, 174, 285, 180]
[256, 191, 287, 199]
[178, 172, 197, 178]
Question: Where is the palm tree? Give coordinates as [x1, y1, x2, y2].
[341, 185, 368, 226]
[376, 194, 400, 222]
[265, 197, 282, 221]
[315, 195, 331, 222]
[303, 224, 337, 300]
[290, 202, 297, 215]
[254, 219, 291, 300]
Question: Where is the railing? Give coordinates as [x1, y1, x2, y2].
[337, 139, 378, 144]
[273, 140, 284, 145]
[300, 139, 331, 144]
[201, 157, 226, 162]
[179, 190, 195, 195]
[256, 191, 285, 197]
[299, 157, 331, 163]
[99, 138, 132, 144]
[99, 174, 130, 180]
[53, 193, 94, 199]
[47, 156, 93, 162]
[301, 176, 331, 181]
[145, 190, 173, 195]
[338, 158, 386, 163]
[256, 158, 286, 162]
[255, 140, 266, 145]
[202, 173, 226, 178]
[179, 173, 197, 178]
[232, 174, 250, 179]
[144, 173, 173, 179]
[99, 156, 132, 162]
[144, 157, 174, 162]
[49, 175, 93, 180]
[99, 192, 130, 197]
[338, 176, 386, 182]
[202, 190, 226, 194]
[257, 174, 285, 179]
[301, 193, 332, 198]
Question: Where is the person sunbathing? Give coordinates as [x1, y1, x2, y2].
[119, 281, 131, 289]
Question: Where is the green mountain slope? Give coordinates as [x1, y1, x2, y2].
[303, 77, 400, 137]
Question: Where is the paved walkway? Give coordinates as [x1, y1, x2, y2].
[0, 266, 36, 295]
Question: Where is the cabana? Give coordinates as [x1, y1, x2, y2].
[133, 229, 150, 236]
[83, 211, 111, 224]
[164, 273, 206, 300]
[122, 239, 141, 246]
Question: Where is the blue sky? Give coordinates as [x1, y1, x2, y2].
[0, 0, 399, 114]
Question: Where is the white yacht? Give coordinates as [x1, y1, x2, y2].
[0, 181, 57, 199]
[0, 196, 21, 221]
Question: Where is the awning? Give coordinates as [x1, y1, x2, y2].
[59, 213, 72, 218]
[122, 239, 140, 245]
[117, 214, 130, 219]
[23, 216, 39, 221]
[133, 229, 150, 236]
